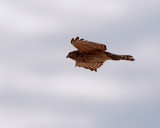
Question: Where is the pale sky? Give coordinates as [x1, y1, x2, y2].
[0, 0, 160, 128]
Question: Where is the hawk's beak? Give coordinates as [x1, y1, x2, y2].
[66, 55, 69, 58]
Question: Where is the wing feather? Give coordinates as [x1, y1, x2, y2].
[76, 61, 104, 72]
[71, 37, 107, 53]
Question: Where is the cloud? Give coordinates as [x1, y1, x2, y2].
[0, 0, 160, 128]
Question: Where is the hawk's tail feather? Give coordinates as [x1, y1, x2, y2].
[105, 52, 135, 61]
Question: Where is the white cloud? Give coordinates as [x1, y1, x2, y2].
[0, 105, 93, 128]
[0, 2, 64, 37]
[0, 0, 160, 128]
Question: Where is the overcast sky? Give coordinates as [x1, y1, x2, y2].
[0, 0, 160, 128]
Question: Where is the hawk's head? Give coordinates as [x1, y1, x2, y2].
[66, 51, 79, 60]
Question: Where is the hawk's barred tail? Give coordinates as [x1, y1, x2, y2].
[105, 52, 135, 61]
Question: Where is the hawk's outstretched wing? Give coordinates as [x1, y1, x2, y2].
[76, 61, 104, 72]
[71, 37, 107, 53]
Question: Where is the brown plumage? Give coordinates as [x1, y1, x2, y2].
[67, 37, 135, 72]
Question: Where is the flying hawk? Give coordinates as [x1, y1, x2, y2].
[67, 37, 135, 72]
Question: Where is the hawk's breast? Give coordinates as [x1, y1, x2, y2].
[77, 51, 106, 63]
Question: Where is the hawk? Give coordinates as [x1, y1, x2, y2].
[66, 37, 135, 72]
